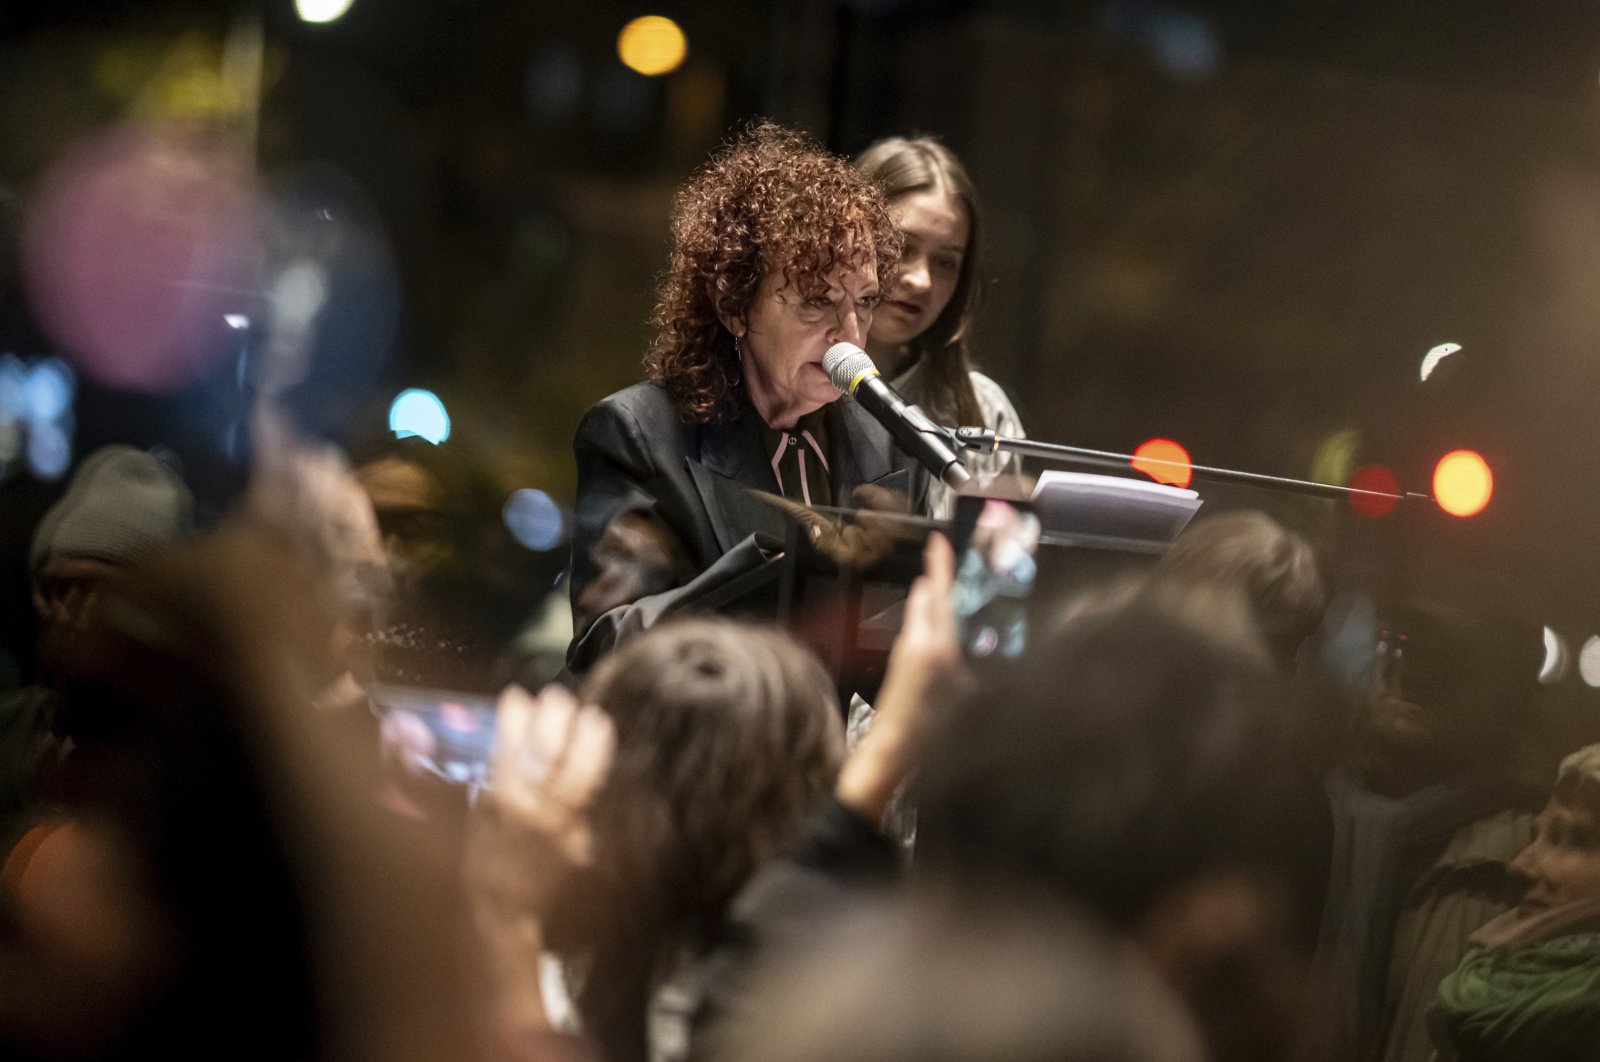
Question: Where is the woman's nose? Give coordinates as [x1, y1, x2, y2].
[831, 303, 866, 346]
[1508, 840, 1542, 886]
[899, 256, 931, 294]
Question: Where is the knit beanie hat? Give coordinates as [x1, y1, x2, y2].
[30, 445, 194, 571]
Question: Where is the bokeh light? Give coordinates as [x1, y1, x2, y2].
[1580, 636, 1600, 688]
[23, 125, 258, 393]
[1540, 626, 1571, 685]
[1101, 1, 1221, 81]
[0, 357, 24, 418]
[1348, 464, 1399, 518]
[1420, 342, 1460, 382]
[1310, 427, 1360, 490]
[258, 165, 401, 437]
[1131, 437, 1193, 488]
[296, 0, 357, 24]
[1432, 449, 1493, 518]
[617, 16, 688, 77]
[24, 359, 74, 422]
[388, 388, 450, 445]
[503, 488, 567, 551]
[27, 420, 70, 480]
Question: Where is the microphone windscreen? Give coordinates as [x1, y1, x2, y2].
[823, 342, 877, 393]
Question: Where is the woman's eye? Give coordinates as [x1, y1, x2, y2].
[934, 257, 960, 273]
[859, 295, 882, 309]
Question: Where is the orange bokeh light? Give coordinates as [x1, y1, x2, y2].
[1348, 464, 1399, 518]
[1432, 449, 1493, 518]
[1131, 437, 1193, 488]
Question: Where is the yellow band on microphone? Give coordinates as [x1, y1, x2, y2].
[848, 368, 880, 395]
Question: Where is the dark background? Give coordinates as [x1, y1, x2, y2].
[4, 0, 1600, 693]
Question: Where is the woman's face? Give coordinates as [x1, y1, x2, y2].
[1509, 796, 1600, 913]
[737, 258, 880, 429]
[870, 189, 970, 349]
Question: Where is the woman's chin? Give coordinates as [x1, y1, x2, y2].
[804, 384, 844, 411]
[868, 323, 917, 349]
[756, 389, 836, 429]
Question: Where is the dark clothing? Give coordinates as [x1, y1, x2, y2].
[690, 797, 900, 1061]
[1376, 809, 1533, 1062]
[753, 410, 834, 509]
[567, 382, 926, 675]
[0, 685, 61, 849]
[1316, 770, 1510, 1062]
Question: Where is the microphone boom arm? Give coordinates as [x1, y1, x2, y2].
[952, 427, 1422, 505]
[905, 405, 972, 487]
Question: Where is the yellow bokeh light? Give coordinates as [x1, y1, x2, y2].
[1432, 449, 1493, 518]
[618, 15, 688, 77]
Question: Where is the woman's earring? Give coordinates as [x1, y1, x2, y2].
[732, 335, 743, 386]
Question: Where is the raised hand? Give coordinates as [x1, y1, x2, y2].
[836, 532, 970, 824]
[467, 684, 615, 932]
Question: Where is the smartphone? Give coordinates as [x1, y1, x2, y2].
[369, 684, 499, 788]
[949, 495, 1043, 659]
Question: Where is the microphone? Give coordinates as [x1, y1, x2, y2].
[823, 343, 971, 488]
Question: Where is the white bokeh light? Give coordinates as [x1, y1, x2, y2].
[503, 488, 567, 551]
[25, 358, 74, 421]
[1580, 636, 1600, 688]
[388, 388, 450, 445]
[27, 420, 71, 479]
[1419, 342, 1460, 382]
[297, 0, 356, 24]
[1539, 626, 1570, 685]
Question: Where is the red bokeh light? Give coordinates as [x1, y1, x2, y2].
[1348, 464, 1399, 518]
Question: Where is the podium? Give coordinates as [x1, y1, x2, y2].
[680, 423, 1414, 706]
[710, 504, 1174, 709]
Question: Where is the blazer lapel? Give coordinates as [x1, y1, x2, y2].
[827, 397, 912, 509]
[686, 415, 790, 554]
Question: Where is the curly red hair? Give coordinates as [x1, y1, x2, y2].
[645, 121, 902, 424]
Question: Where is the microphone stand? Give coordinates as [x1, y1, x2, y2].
[951, 426, 1428, 506]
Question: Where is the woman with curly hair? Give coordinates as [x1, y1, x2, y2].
[855, 136, 1026, 518]
[567, 122, 930, 674]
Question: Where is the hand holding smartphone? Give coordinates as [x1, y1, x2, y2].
[949, 495, 1042, 660]
[371, 684, 499, 788]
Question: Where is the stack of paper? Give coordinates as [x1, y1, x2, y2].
[1030, 470, 1202, 543]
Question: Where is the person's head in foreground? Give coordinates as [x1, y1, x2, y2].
[29, 445, 193, 668]
[1508, 743, 1600, 916]
[914, 578, 1327, 1062]
[1428, 742, 1600, 1062]
[545, 618, 845, 1061]
[3, 528, 476, 1062]
[722, 891, 1203, 1062]
[1352, 591, 1541, 798]
[1153, 510, 1326, 672]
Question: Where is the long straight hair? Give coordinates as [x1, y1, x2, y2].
[856, 136, 986, 426]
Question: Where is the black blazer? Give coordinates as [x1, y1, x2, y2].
[567, 381, 929, 674]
